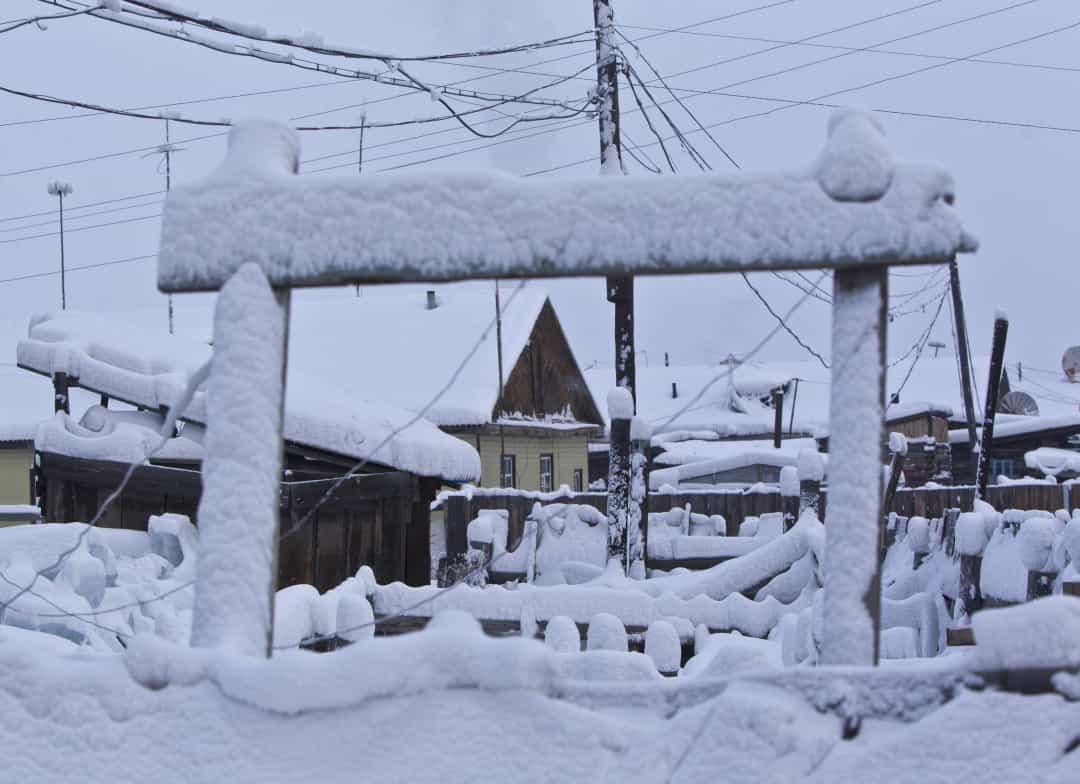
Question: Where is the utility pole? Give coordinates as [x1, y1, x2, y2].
[593, 0, 636, 410]
[948, 258, 979, 482]
[356, 110, 366, 298]
[975, 313, 1010, 500]
[163, 118, 175, 333]
[47, 181, 72, 309]
[494, 280, 507, 485]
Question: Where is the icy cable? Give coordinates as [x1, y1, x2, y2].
[888, 289, 949, 406]
[0, 358, 211, 620]
[0, 5, 97, 34]
[652, 272, 826, 432]
[271, 547, 518, 651]
[740, 272, 830, 369]
[277, 280, 530, 543]
[0, 572, 133, 641]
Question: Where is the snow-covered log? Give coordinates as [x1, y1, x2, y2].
[821, 267, 887, 666]
[158, 112, 975, 292]
[190, 263, 288, 658]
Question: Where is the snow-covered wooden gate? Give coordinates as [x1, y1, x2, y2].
[157, 111, 976, 661]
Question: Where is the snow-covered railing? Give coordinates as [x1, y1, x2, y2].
[155, 109, 976, 663]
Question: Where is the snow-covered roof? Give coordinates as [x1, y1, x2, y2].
[285, 285, 585, 428]
[16, 311, 479, 482]
[649, 438, 823, 490]
[158, 112, 976, 293]
[950, 413, 1080, 444]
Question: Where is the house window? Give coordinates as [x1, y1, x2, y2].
[539, 454, 554, 493]
[501, 454, 517, 488]
[572, 468, 583, 493]
[990, 457, 1016, 479]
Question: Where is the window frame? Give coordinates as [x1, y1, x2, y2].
[500, 454, 517, 489]
[539, 453, 554, 493]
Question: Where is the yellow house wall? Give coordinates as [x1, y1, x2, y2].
[0, 448, 33, 505]
[453, 431, 590, 491]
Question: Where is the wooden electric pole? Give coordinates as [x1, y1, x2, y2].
[975, 313, 1010, 500]
[948, 258, 979, 481]
[593, 0, 636, 410]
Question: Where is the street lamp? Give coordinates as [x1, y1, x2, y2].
[47, 180, 73, 309]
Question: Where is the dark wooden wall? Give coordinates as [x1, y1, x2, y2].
[498, 300, 603, 425]
[36, 451, 432, 592]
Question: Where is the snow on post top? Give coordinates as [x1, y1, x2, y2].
[220, 119, 300, 179]
[814, 109, 893, 202]
[157, 111, 977, 293]
[607, 387, 634, 421]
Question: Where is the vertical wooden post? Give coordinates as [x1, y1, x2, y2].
[948, 258, 979, 486]
[52, 372, 70, 414]
[772, 388, 784, 449]
[821, 266, 887, 667]
[780, 465, 799, 533]
[881, 437, 906, 559]
[443, 493, 468, 585]
[975, 313, 1009, 500]
[629, 416, 650, 578]
[606, 389, 633, 572]
[953, 512, 986, 626]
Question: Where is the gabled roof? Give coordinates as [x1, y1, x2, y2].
[286, 285, 598, 428]
[16, 311, 479, 482]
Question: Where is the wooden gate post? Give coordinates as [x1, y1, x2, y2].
[190, 263, 290, 658]
[821, 266, 888, 667]
[780, 466, 799, 532]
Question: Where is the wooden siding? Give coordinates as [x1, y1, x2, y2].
[0, 446, 33, 505]
[496, 299, 603, 425]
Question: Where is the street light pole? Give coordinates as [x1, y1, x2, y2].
[47, 181, 73, 309]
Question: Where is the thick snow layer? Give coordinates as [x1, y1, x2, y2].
[607, 387, 634, 420]
[586, 612, 627, 651]
[36, 407, 203, 464]
[779, 465, 799, 497]
[1018, 517, 1057, 572]
[18, 309, 480, 481]
[190, 264, 284, 657]
[544, 614, 580, 653]
[644, 620, 681, 673]
[1026, 447, 1080, 478]
[158, 112, 974, 292]
[972, 595, 1080, 669]
[956, 512, 989, 556]
[981, 524, 1029, 602]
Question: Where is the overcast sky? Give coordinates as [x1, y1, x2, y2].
[2, 0, 1079, 401]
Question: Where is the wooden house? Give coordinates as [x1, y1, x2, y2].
[285, 286, 604, 493]
[16, 311, 480, 590]
[950, 414, 1080, 484]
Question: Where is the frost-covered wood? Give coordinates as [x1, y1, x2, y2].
[158, 112, 976, 292]
[821, 267, 887, 666]
[190, 264, 287, 658]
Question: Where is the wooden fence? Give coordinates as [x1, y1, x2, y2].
[440, 482, 1080, 569]
[36, 451, 432, 591]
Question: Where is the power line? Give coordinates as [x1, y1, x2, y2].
[740, 272, 830, 369]
[0, 5, 95, 34]
[0, 198, 164, 233]
[0, 189, 164, 223]
[0, 213, 161, 244]
[0, 254, 156, 285]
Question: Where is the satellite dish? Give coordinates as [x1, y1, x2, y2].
[998, 391, 1039, 416]
[1064, 346, 1080, 382]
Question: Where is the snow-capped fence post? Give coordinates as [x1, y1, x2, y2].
[953, 512, 987, 626]
[606, 388, 634, 574]
[780, 466, 799, 533]
[1019, 517, 1058, 601]
[797, 449, 824, 519]
[881, 434, 907, 559]
[190, 263, 291, 658]
[628, 416, 651, 579]
[821, 266, 888, 667]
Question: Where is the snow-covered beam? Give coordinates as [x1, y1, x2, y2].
[157, 112, 976, 293]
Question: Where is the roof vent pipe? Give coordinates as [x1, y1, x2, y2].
[671, 382, 678, 399]
[426, 290, 437, 310]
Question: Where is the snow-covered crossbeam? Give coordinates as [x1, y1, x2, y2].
[157, 111, 977, 293]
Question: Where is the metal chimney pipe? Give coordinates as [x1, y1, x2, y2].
[426, 290, 437, 310]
